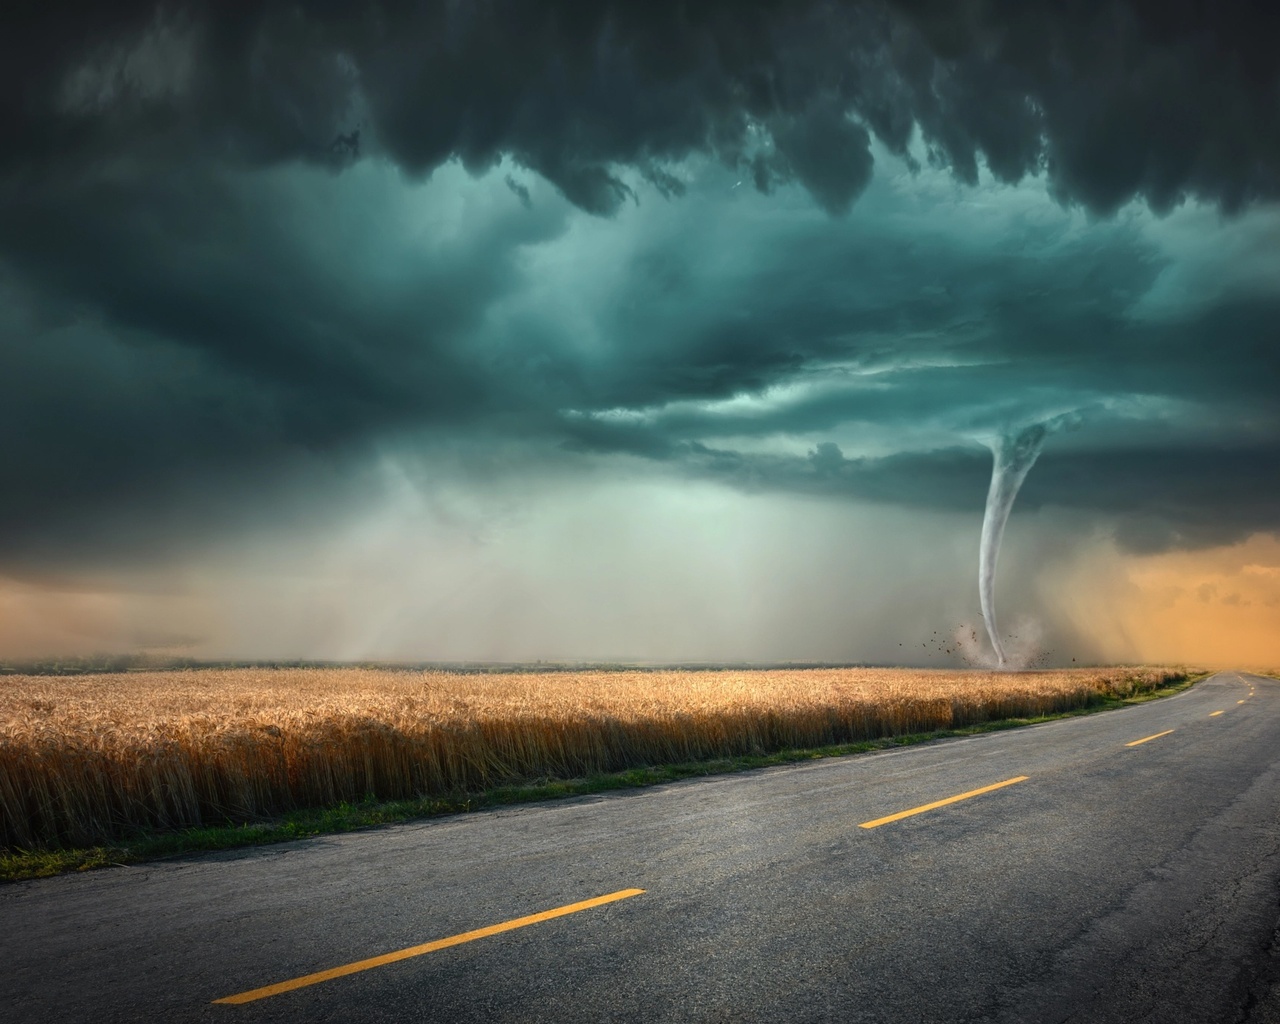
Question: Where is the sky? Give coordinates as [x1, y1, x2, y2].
[2, 1, 1278, 666]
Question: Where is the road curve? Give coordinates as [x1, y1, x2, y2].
[5, 671, 1280, 1023]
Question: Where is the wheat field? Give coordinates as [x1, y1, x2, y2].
[0, 665, 1185, 849]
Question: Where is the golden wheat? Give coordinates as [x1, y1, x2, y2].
[0, 665, 1184, 849]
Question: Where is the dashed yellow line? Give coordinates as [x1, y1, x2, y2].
[859, 776, 1029, 829]
[1210, 710, 1224, 717]
[213, 888, 646, 1005]
[1239, 700, 1247, 704]
[1126, 729, 1174, 747]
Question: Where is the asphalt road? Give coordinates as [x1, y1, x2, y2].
[6, 671, 1280, 1023]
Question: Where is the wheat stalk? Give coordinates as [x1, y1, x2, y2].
[0, 666, 1183, 848]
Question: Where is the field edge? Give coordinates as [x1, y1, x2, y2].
[1, 671, 1207, 883]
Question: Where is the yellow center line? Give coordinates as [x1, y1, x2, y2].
[1126, 729, 1174, 747]
[1239, 700, 1247, 704]
[858, 776, 1028, 829]
[1210, 710, 1224, 717]
[213, 888, 645, 1005]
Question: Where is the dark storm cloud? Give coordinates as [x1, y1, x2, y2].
[4, 1, 1279, 214]
[616, 440, 1280, 555]
[549, 208, 1280, 551]
[0, 161, 570, 560]
[2, 0, 1280, 571]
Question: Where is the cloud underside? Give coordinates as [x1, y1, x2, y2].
[1, 1, 1279, 571]
[7, 2, 1279, 214]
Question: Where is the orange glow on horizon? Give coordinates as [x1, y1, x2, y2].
[4, 528, 1279, 669]
[1051, 532, 1280, 669]
[0, 575, 209, 660]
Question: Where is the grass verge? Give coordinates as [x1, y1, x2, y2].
[2, 672, 1204, 883]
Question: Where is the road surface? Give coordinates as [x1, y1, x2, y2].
[5, 671, 1280, 1023]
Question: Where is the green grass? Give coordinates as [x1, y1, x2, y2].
[1, 672, 1204, 883]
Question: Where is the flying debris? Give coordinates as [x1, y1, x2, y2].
[330, 126, 361, 158]
[504, 174, 533, 208]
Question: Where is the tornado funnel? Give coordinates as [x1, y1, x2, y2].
[979, 424, 1049, 667]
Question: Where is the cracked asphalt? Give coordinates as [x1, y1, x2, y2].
[5, 671, 1280, 1023]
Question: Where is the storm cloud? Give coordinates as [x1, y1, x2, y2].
[1, 1, 1279, 659]
[6, 1, 1280, 212]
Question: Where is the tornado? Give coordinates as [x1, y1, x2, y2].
[979, 423, 1049, 667]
